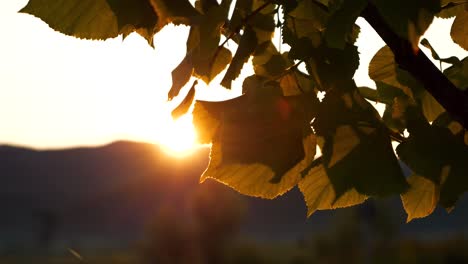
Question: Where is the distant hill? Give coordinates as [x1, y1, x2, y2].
[1, 141, 467, 250]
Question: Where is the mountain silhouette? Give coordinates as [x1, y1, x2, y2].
[1, 141, 467, 251]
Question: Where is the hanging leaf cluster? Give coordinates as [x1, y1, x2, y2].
[20, 0, 468, 221]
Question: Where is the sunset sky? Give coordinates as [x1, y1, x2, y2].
[0, 0, 466, 153]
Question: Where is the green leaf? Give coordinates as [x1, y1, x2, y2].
[20, 0, 124, 40]
[451, 10, 468, 50]
[372, 0, 440, 51]
[201, 133, 316, 199]
[401, 174, 439, 222]
[324, 0, 367, 49]
[313, 87, 408, 198]
[324, 124, 409, 197]
[20, 0, 198, 46]
[171, 80, 197, 119]
[193, 85, 318, 198]
[298, 164, 368, 217]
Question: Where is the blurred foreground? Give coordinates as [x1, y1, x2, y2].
[1, 141, 467, 263]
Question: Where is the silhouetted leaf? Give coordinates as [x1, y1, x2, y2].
[314, 88, 408, 198]
[443, 57, 468, 90]
[401, 174, 439, 222]
[383, 95, 410, 133]
[279, 69, 315, 96]
[252, 42, 290, 78]
[197, 0, 220, 14]
[369, 46, 424, 98]
[437, 1, 467, 18]
[171, 81, 197, 119]
[397, 123, 468, 208]
[324, 0, 367, 49]
[372, 0, 440, 50]
[206, 47, 233, 82]
[451, 9, 468, 50]
[282, 0, 327, 59]
[308, 44, 360, 91]
[189, 6, 228, 82]
[221, 26, 258, 88]
[421, 91, 445, 122]
[299, 164, 368, 217]
[168, 55, 193, 100]
[358, 87, 379, 102]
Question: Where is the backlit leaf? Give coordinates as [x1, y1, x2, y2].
[205, 47, 233, 83]
[299, 164, 368, 217]
[21, 0, 124, 40]
[201, 134, 316, 199]
[401, 174, 439, 222]
[150, 0, 199, 29]
[193, 83, 318, 198]
[20, 0, 198, 46]
[369, 46, 424, 98]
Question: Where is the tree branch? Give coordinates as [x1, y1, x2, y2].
[361, 3, 468, 129]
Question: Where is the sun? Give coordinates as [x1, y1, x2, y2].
[157, 114, 198, 157]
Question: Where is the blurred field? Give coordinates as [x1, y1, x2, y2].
[2, 238, 468, 264]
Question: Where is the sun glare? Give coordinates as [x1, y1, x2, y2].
[157, 114, 198, 156]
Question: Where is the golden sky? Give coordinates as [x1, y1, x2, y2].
[0, 0, 466, 153]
